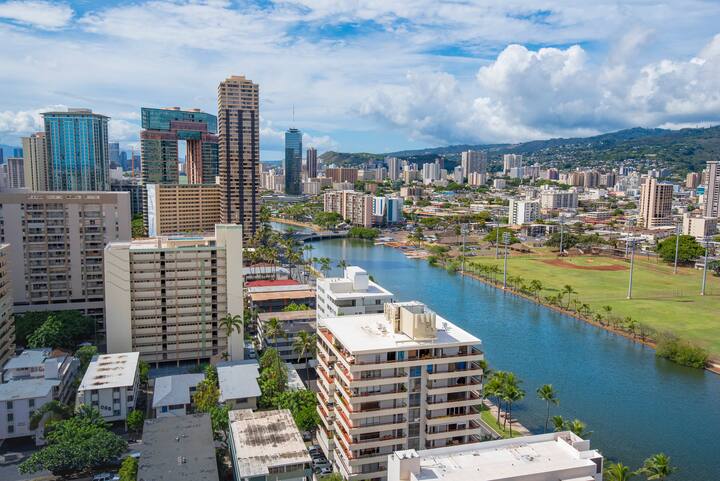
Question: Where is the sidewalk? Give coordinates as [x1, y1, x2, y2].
[482, 399, 532, 437]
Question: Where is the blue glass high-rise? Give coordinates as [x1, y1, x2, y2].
[284, 128, 302, 195]
[43, 108, 110, 191]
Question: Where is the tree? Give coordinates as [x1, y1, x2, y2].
[337, 259, 348, 270]
[637, 453, 676, 480]
[258, 348, 288, 407]
[75, 345, 98, 375]
[656, 235, 704, 264]
[320, 474, 344, 481]
[219, 313, 243, 359]
[565, 418, 591, 438]
[275, 389, 320, 431]
[205, 364, 219, 386]
[27, 316, 69, 349]
[16, 310, 94, 348]
[537, 384, 559, 433]
[193, 379, 220, 413]
[484, 227, 519, 245]
[264, 317, 286, 347]
[138, 360, 150, 385]
[126, 409, 144, 438]
[209, 404, 231, 437]
[605, 462, 635, 481]
[707, 259, 720, 276]
[503, 384, 525, 436]
[293, 331, 317, 380]
[528, 279, 544, 299]
[29, 401, 74, 433]
[131, 213, 146, 238]
[282, 302, 310, 312]
[118, 456, 138, 481]
[561, 284, 577, 309]
[318, 257, 331, 277]
[19, 409, 127, 476]
[552, 415, 566, 432]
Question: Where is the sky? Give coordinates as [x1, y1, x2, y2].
[1, 1, 720, 161]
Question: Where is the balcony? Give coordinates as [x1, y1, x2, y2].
[427, 366, 484, 380]
[425, 392, 481, 410]
[426, 379, 481, 395]
[425, 407, 480, 426]
[425, 420, 485, 441]
[347, 347, 483, 373]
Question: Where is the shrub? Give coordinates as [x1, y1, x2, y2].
[656, 335, 708, 368]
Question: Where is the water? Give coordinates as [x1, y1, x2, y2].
[301, 236, 719, 481]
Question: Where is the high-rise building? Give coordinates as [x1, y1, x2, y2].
[42, 108, 110, 191]
[386, 156, 401, 181]
[0, 191, 131, 331]
[21, 133, 49, 191]
[6, 158, 25, 189]
[503, 154, 523, 174]
[583, 170, 599, 188]
[509, 199, 540, 225]
[145, 183, 221, 236]
[686, 172, 701, 190]
[325, 167, 358, 183]
[600, 172, 617, 188]
[105, 224, 244, 366]
[323, 190, 373, 227]
[460, 150, 486, 179]
[218, 75, 260, 241]
[110, 178, 144, 216]
[639, 176, 673, 229]
[109, 142, 120, 166]
[307, 147, 318, 178]
[540, 189, 578, 210]
[316, 301, 484, 479]
[284, 128, 302, 195]
[316, 266, 393, 320]
[140, 107, 218, 185]
[0, 245, 14, 368]
[703, 161, 719, 219]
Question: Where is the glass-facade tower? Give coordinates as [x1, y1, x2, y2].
[284, 128, 302, 195]
[42, 109, 110, 191]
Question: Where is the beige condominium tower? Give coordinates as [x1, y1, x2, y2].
[217, 75, 260, 241]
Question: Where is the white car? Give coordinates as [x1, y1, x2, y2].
[93, 473, 120, 481]
[0, 452, 23, 465]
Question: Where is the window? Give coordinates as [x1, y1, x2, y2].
[28, 399, 35, 408]
[410, 366, 421, 377]
[7, 413, 13, 422]
[161, 406, 168, 413]
[113, 409, 121, 416]
[7, 425, 13, 434]
[6, 401, 12, 410]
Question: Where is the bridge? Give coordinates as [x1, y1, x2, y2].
[290, 230, 349, 242]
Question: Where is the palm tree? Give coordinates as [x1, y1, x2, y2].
[537, 384, 559, 433]
[220, 313, 243, 360]
[337, 259, 348, 270]
[503, 384, 525, 436]
[318, 257, 331, 277]
[605, 462, 635, 481]
[529, 279, 543, 299]
[566, 418, 591, 438]
[552, 415, 566, 432]
[562, 284, 577, 308]
[636, 453, 676, 480]
[264, 317, 286, 347]
[293, 331, 317, 380]
[29, 400, 73, 433]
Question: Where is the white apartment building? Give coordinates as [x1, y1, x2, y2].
[539, 189, 578, 210]
[0, 349, 79, 442]
[324, 190, 374, 227]
[704, 160, 719, 218]
[316, 267, 394, 320]
[502, 154, 523, 174]
[387, 431, 603, 481]
[468, 172, 486, 187]
[76, 352, 140, 422]
[0, 245, 13, 369]
[460, 151, 486, 179]
[316, 301, 485, 481]
[493, 179, 506, 190]
[0, 191, 131, 330]
[105, 224, 244, 365]
[508, 199, 540, 226]
[683, 214, 718, 239]
[639, 176, 673, 229]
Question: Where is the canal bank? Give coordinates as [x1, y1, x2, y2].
[301, 235, 720, 481]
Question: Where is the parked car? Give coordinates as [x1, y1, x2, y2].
[302, 430, 312, 442]
[0, 452, 23, 465]
[92, 473, 119, 481]
[308, 446, 322, 456]
[318, 466, 333, 475]
[313, 458, 331, 470]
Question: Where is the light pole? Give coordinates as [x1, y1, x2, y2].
[673, 222, 681, 274]
[627, 238, 637, 299]
[495, 219, 500, 259]
[460, 223, 468, 274]
[559, 215, 565, 255]
[503, 232, 510, 289]
[701, 239, 710, 296]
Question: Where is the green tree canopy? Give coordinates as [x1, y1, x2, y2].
[258, 348, 288, 407]
[274, 389, 320, 431]
[118, 456, 138, 481]
[76, 345, 98, 374]
[16, 310, 94, 348]
[484, 227, 519, 245]
[656, 235, 705, 264]
[126, 409, 145, 437]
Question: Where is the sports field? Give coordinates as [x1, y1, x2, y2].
[469, 253, 720, 357]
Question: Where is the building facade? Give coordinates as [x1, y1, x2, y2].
[502, 154, 523, 174]
[460, 150, 486, 179]
[0, 191, 131, 330]
[21, 133, 49, 191]
[218, 75, 260, 241]
[284, 128, 302, 195]
[0, 245, 13, 369]
[682, 214, 718, 239]
[105, 225, 244, 366]
[704, 161, 719, 219]
[324, 190, 374, 227]
[316, 266, 393, 320]
[42, 109, 110, 191]
[7, 157, 25, 189]
[145, 183, 221, 236]
[307, 147, 318, 179]
[508, 199, 540, 225]
[316, 301, 484, 481]
[539, 189, 578, 210]
[326, 168, 359, 184]
[76, 352, 140, 421]
[639, 176, 673, 229]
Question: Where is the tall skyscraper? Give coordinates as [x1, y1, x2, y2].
[42, 108, 110, 191]
[386, 156, 401, 181]
[6, 157, 25, 189]
[284, 128, 302, 195]
[109, 142, 120, 166]
[21, 132, 49, 190]
[503, 153, 523, 174]
[639, 176, 673, 229]
[306, 147, 318, 178]
[703, 161, 719, 219]
[218, 75, 260, 240]
[460, 150, 486, 179]
[140, 107, 218, 185]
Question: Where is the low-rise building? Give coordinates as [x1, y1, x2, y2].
[105, 224, 244, 365]
[76, 352, 140, 422]
[152, 373, 205, 418]
[139, 414, 219, 481]
[387, 431, 603, 481]
[217, 360, 261, 410]
[228, 409, 312, 481]
[247, 281, 316, 314]
[145, 183, 221, 236]
[257, 310, 316, 366]
[316, 266, 394, 320]
[539, 189, 578, 210]
[683, 214, 718, 239]
[508, 199, 540, 226]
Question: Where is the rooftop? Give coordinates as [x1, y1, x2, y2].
[152, 373, 205, 409]
[138, 414, 219, 481]
[0, 378, 59, 401]
[392, 432, 601, 481]
[257, 310, 316, 322]
[321, 301, 480, 353]
[248, 289, 316, 303]
[228, 409, 311, 478]
[245, 279, 298, 288]
[3, 348, 52, 370]
[217, 360, 261, 402]
[78, 352, 139, 391]
[318, 266, 394, 299]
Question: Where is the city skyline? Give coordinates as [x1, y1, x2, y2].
[1, 1, 720, 160]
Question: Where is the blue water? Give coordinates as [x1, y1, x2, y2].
[300, 235, 719, 481]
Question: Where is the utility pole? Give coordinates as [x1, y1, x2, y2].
[495, 219, 500, 259]
[503, 232, 510, 289]
[461, 223, 468, 274]
[701, 239, 710, 296]
[559, 214, 565, 255]
[673, 222, 681, 274]
[627, 238, 636, 299]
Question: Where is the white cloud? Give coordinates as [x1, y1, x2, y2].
[0, 1, 73, 29]
[260, 120, 338, 153]
[0, 105, 66, 138]
[108, 119, 139, 142]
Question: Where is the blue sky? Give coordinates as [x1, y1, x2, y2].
[1, 1, 720, 160]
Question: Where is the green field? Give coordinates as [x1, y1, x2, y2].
[469, 253, 720, 357]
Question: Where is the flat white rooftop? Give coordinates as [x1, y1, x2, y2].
[78, 352, 139, 391]
[321, 305, 480, 353]
[229, 409, 311, 478]
[318, 266, 394, 300]
[392, 432, 601, 481]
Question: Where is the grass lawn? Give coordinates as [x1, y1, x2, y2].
[469, 253, 720, 357]
[479, 405, 521, 438]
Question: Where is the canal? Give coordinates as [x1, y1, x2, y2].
[295, 232, 719, 480]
